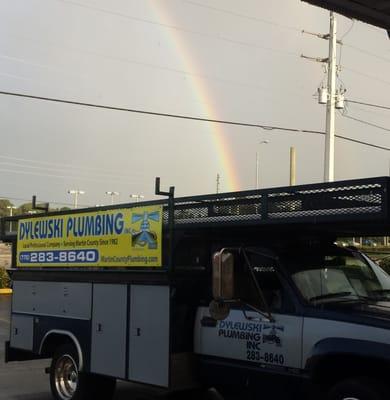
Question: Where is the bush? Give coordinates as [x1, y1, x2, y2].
[0, 267, 10, 288]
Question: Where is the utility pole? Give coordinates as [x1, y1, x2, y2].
[302, 12, 343, 183]
[67, 189, 85, 209]
[324, 12, 337, 182]
[290, 147, 296, 186]
[216, 174, 220, 194]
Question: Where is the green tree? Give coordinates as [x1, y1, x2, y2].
[0, 267, 10, 288]
[0, 199, 14, 218]
[17, 202, 37, 215]
[16, 203, 70, 215]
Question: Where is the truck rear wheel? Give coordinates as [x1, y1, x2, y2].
[328, 378, 388, 400]
[50, 343, 116, 400]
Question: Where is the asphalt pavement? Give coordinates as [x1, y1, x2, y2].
[0, 295, 53, 399]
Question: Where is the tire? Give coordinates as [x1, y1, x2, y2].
[327, 378, 388, 400]
[50, 343, 116, 400]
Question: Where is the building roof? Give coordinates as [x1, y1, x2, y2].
[302, 0, 390, 33]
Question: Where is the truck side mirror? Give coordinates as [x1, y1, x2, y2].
[210, 250, 234, 320]
[212, 250, 234, 299]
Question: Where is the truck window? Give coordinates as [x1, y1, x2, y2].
[234, 255, 262, 310]
[254, 270, 294, 313]
[254, 268, 284, 312]
[237, 251, 290, 313]
[286, 247, 390, 304]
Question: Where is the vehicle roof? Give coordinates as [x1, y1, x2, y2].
[302, 0, 390, 33]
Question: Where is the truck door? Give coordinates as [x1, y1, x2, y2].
[195, 252, 303, 370]
[252, 263, 303, 369]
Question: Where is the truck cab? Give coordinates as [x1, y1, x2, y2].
[195, 241, 390, 399]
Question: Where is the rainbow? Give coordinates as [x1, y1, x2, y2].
[151, 3, 240, 192]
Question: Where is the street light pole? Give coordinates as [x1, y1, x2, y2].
[129, 194, 144, 203]
[7, 205, 17, 232]
[67, 189, 85, 209]
[105, 191, 119, 205]
[256, 140, 269, 189]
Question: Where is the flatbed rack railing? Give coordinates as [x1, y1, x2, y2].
[165, 176, 389, 231]
[1, 176, 389, 240]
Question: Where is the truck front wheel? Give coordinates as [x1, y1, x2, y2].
[50, 343, 116, 400]
[328, 378, 388, 400]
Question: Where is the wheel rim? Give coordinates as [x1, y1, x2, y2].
[54, 354, 78, 400]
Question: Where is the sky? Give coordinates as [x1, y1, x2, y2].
[0, 0, 389, 208]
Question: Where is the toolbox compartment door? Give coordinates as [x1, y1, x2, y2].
[129, 285, 170, 387]
[90, 284, 127, 378]
[10, 314, 34, 351]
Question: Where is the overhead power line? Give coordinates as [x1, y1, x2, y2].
[0, 49, 307, 102]
[0, 157, 146, 179]
[19, 0, 390, 98]
[346, 99, 390, 111]
[0, 90, 388, 151]
[185, 1, 388, 69]
[0, 53, 276, 97]
[344, 43, 390, 64]
[59, 0, 390, 71]
[184, 1, 300, 32]
[343, 66, 390, 87]
[0, 165, 145, 185]
[8, 3, 386, 98]
[0, 89, 322, 133]
[337, 135, 389, 150]
[346, 103, 390, 122]
[340, 20, 355, 41]
[57, 0, 299, 58]
[340, 100, 390, 134]
[341, 113, 390, 133]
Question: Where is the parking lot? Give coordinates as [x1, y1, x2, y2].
[0, 295, 50, 400]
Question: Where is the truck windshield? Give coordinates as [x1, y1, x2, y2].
[286, 247, 390, 304]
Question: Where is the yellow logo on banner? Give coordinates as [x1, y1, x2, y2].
[16, 205, 163, 268]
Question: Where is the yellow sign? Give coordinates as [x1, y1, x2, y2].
[16, 206, 162, 268]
